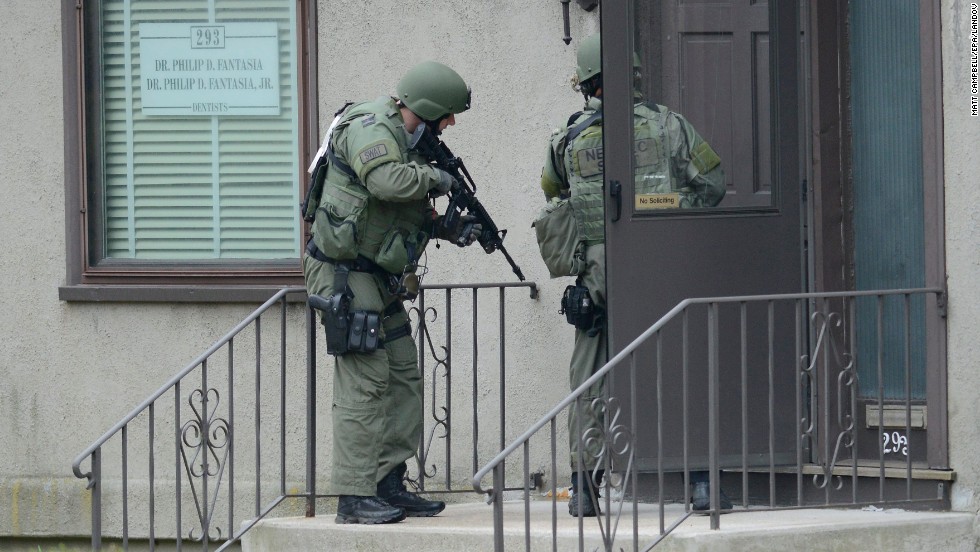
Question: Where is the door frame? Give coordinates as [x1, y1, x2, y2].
[805, 0, 947, 469]
[602, 0, 948, 470]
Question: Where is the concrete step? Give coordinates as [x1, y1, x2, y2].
[241, 500, 977, 551]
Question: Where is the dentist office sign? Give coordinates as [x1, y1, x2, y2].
[139, 22, 281, 116]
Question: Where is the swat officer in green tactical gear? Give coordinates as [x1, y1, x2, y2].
[535, 33, 726, 517]
[303, 60, 481, 525]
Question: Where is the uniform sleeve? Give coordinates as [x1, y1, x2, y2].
[667, 113, 726, 208]
[362, 161, 443, 202]
[337, 118, 441, 202]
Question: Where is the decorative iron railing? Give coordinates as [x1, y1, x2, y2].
[472, 288, 946, 552]
[71, 281, 538, 550]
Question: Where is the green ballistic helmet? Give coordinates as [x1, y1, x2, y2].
[396, 61, 471, 122]
[576, 34, 643, 82]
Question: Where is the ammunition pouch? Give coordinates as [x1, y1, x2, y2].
[560, 284, 595, 330]
[347, 310, 382, 353]
[308, 295, 382, 356]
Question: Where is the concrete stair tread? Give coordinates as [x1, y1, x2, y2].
[242, 500, 976, 551]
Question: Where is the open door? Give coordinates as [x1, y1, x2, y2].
[601, 1, 803, 477]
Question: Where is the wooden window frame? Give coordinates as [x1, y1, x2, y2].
[59, 0, 318, 302]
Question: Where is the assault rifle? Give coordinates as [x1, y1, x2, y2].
[409, 124, 526, 282]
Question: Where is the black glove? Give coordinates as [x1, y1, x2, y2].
[436, 214, 482, 247]
[431, 168, 458, 197]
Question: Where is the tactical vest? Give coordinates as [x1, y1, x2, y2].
[311, 98, 430, 274]
[559, 103, 673, 245]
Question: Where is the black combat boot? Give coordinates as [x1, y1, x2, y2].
[377, 463, 446, 517]
[568, 470, 603, 517]
[335, 495, 406, 524]
[691, 481, 733, 511]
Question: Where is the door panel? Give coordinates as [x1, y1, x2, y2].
[602, 0, 802, 471]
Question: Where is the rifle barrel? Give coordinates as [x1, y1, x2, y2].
[498, 244, 526, 282]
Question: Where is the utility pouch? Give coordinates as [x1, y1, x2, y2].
[533, 197, 585, 278]
[560, 284, 595, 330]
[312, 181, 370, 260]
[375, 228, 428, 275]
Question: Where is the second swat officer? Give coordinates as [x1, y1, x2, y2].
[534, 33, 726, 517]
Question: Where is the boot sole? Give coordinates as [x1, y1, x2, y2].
[335, 511, 407, 524]
[691, 509, 733, 516]
[403, 504, 446, 517]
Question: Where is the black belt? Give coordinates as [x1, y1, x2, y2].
[306, 241, 412, 345]
[306, 240, 389, 276]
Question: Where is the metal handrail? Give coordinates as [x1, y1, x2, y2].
[71, 286, 307, 483]
[71, 280, 538, 550]
[472, 286, 945, 551]
[70, 282, 538, 483]
[472, 286, 943, 494]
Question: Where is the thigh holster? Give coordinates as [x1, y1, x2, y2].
[308, 263, 382, 356]
[560, 283, 595, 331]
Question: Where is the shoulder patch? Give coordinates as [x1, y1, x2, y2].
[359, 142, 388, 165]
[352, 138, 402, 179]
[361, 114, 377, 127]
[690, 141, 721, 175]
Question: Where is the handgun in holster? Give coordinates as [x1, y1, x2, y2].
[560, 283, 595, 331]
[307, 264, 381, 356]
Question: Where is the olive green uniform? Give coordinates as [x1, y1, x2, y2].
[304, 96, 446, 496]
[540, 97, 725, 470]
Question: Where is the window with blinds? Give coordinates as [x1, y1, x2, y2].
[96, 0, 300, 262]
